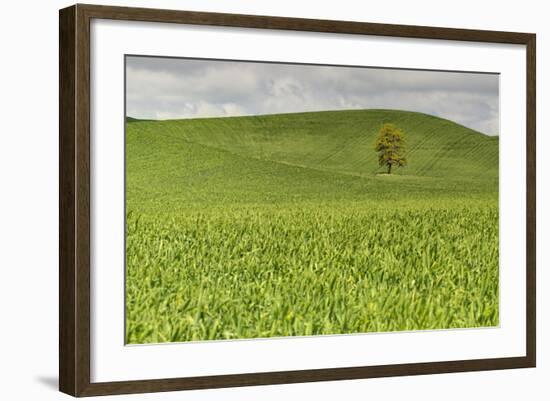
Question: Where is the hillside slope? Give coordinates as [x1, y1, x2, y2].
[126, 109, 498, 210]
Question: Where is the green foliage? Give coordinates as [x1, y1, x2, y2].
[125, 109, 499, 344]
[126, 203, 498, 343]
[374, 123, 407, 174]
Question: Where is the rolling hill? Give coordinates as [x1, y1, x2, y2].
[126, 109, 498, 211]
[125, 109, 500, 343]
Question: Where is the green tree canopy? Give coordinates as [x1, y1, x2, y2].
[374, 123, 407, 174]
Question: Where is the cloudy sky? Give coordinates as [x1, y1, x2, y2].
[126, 56, 499, 135]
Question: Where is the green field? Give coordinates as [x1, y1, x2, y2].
[125, 109, 499, 344]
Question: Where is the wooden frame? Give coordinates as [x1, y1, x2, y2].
[59, 3, 536, 397]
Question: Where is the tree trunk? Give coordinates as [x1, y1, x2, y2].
[387, 163, 392, 174]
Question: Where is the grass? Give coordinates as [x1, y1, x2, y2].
[125, 109, 499, 344]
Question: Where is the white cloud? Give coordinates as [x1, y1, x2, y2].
[126, 57, 499, 135]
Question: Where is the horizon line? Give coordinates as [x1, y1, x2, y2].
[126, 108, 499, 136]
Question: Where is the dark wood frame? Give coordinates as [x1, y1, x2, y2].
[59, 3, 536, 397]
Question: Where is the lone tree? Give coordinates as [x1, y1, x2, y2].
[374, 123, 407, 174]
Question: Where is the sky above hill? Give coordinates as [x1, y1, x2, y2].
[126, 56, 499, 136]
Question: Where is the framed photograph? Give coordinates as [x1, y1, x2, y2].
[59, 4, 536, 397]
